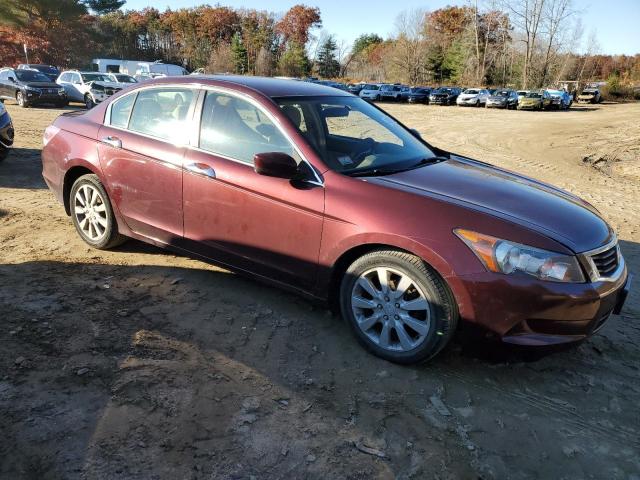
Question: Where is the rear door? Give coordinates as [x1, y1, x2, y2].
[182, 89, 324, 289]
[97, 86, 197, 243]
[0, 70, 9, 99]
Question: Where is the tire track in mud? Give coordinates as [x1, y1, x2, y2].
[437, 368, 640, 449]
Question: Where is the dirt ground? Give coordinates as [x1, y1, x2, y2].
[1, 100, 639, 480]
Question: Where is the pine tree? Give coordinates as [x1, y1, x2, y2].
[317, 35, 339, 78]
[84, 0, 125, 15]
[231, 32, 248, 74]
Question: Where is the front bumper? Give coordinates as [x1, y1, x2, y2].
[457, 97, 480, 105]
[454, 262, 630, 346]
[430, 97, 452, 104]
[408, 96, 428, 103]
[518, 103, 540, 109]
[0, 111, 14, 148]
[24, 89, 67, 105]
[486, 101, 507, 108]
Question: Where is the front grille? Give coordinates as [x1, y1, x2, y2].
[590, 245, 619, 277]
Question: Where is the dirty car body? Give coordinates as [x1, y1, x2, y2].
[41, 76, 631, 362]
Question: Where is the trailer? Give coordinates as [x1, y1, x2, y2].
[91, 59, 188, 78]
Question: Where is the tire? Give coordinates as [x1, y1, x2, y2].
[16, 91, 27, 108]
[339, 249, 458, 364]
[70, 174, 126, 249]
[84, 94, 94, 110]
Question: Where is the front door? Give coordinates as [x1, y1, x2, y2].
[97, 86, 196, 244]
[182, 90, 324, 289]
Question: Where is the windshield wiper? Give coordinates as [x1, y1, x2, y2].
[344, 156, 448, 177]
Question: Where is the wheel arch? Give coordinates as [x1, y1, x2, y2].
[62, 165, 98, 215]
[326, 241, 460, 315]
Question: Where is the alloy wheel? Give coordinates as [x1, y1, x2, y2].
[17, 92, 25, 107]
[350, 267, 431, 352]
[74, 184, 108, 241]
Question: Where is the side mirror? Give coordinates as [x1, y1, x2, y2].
[9, 77, 16, 83]
[254, 152, 298, 179]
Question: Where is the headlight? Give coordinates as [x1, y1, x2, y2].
[58, 88, 65, 95]
[25, 86, 39, 92]
[0, 102, 5, 114]
[454, 229, 585, 283]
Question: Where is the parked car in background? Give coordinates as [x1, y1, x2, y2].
[17, 64, 61, 82]
[57, 70, 124, 109]
[430, 87, 462, 105]
[456, 88, 490, 107]
[0, 101, 14, 161]
[545, 89, 572, 110]
[517, 90, 552, 110]
[577, 88, 601, 104]
[41, 75, 630, 364]
[347, 83, 364, 95]
[0, 67, 67, 108]
[399, 86, 412, 102]
[486, 89, 519, 109]
[379, 84, 404, 101]
[517, 90, 529, 103]
[359, 83, 382, 101]
[107, 73, 138, 85]
[407, 87, 432, 104]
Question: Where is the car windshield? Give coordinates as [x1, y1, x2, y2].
[364, 84, 379, 90]
[15, 70, 51, 82]
[494, 90, 509, 97]
[517, 91, 528, 95]
[526, 92, 542, 98]
[81, 73, 111, 82]
[435, 88, 453, 94]
[464, 89, 480, 94]
[29, 65, 59, 75]
[411, 88, 428, 93]
[276, 96, 438, 176]
[114, 74, 137, 83]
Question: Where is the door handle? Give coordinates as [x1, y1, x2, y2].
[185, 162, 216, 179]
[101, 136, 121, 149]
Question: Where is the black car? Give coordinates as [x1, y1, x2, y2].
[407, 87, 432, 104]
[486, 89, 519, 109]
[0, 68, 67, 108]
[429, 87, 462, 105]
[0, 101, 14, 161]
[17, 64, 60, 82]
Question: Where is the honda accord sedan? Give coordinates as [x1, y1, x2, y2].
[41, 76, 630, 363]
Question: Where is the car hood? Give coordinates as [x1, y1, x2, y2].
[22, 81, 60, 89]
[90, 81, 123, 88]
[520, 97, 540, 103]
[369, 157, 611, 252]
[488, 96, 507, 101]
[459, 93, 479, 99]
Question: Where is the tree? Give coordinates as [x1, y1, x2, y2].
[231, 32, 248, 74]
[352, 33, 383, 56]
[275, 5, 321, 46]
[278, 41, 309, 77]
[83, 0, 125, 15]
[316, 35, 339, 77]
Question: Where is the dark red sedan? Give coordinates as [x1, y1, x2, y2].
[41, 76, 630, 363]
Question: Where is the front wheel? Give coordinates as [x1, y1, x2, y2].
[70, 174, 126, 249]
[340, 250, 458, 364]
[84, 94, 95, 110]
[16, 91, 27, 108]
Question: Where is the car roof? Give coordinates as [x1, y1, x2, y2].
[147, 75, 352, 98]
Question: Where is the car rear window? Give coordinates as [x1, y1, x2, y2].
[128, 88, 194, 142]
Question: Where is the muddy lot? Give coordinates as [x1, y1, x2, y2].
[1, 101, 639, 479]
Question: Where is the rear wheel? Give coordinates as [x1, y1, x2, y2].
[70, 174, 126, 249]
[340, 249, 458, 364]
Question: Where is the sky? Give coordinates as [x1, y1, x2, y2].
[124, 0, 640, 55]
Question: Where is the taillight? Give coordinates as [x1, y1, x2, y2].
[43, 125, 60, 147]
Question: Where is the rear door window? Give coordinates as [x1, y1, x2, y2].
[127, 88, 195, 142]
[198, 91, 294, 165]
[109, 93, 137, 129]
